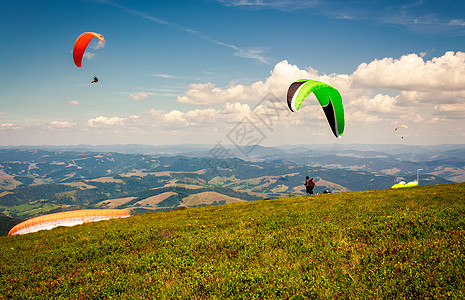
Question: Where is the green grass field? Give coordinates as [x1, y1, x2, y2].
[1, 183, 464, 299]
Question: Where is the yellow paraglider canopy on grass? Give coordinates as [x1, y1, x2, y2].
[391, 181, 418, 189]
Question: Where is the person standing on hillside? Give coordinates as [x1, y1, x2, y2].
[305, 176, 315, 195]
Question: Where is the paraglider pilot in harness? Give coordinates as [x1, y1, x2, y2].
[91, 76, 98, 83]
[305, 176, 315, 195]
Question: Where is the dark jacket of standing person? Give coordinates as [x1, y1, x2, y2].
[305, 176, 315, 195]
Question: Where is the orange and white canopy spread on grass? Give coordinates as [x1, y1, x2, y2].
[8, 209, 130, 236]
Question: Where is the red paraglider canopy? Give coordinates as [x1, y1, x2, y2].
[73, 32, 105, 67]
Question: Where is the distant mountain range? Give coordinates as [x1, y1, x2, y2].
[2, 143, 464, 180]
[0, 144, 463, 230]
[2, 143, 465, 158]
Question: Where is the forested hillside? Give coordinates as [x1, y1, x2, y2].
[0, 147, 454, 224]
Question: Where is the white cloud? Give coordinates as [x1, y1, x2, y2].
[128, 92, 149, 101]
[47, 51, 463, 146]
[177, 59, 359, 107]
[1, 121, 76, 134]
[352, 52, 465, 91]
[163, 110, 187, 124]
[433, 104, 465, 119]
[176, 52, 465, 131]
[66, 100, 81, 106]
[177, 60, 317, 105]
[83, 103, 254, 133]
[48, 121, 76, 129]
[398, 90, 465, 105]
[149, 105, 249, 128]
[87, 116, 126, 127]
[177, 82, 246, 105]
[3, 52, 465, 145]
[183, 108, 219, 126]
[350, 94, 399, 114]
[0, 123, 21, 130]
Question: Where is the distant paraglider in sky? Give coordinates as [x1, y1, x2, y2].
[8, 209, 130, 236]
[73, 32, 105, 68]
[395, 125, 408, 139]
[395, 125, 408, 131]
[91, 76, 98, 83]
[287, 79, 345, 138]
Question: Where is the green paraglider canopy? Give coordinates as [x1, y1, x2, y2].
[287, 79, 345, 138]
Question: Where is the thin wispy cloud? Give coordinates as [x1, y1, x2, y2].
[218, 0, 318, 11]
[219, 0, 465, 34]
[373, 1, 465, 32]
[97, 0, 269, 63]
[152, 73, 175, 79]
[47, 121, 77, 129]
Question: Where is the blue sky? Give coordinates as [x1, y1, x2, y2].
[1, 0, 465, 146]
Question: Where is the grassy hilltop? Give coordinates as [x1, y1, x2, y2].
[1, 183, 464, 299]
